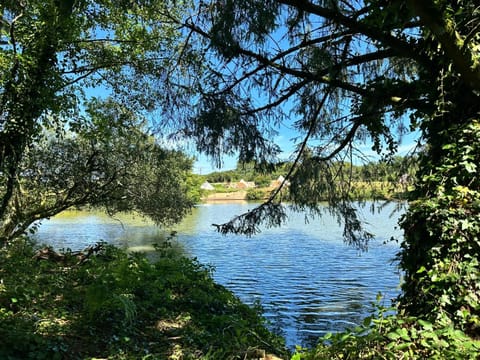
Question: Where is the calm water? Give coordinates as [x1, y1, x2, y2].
[33, 202, 404, 348]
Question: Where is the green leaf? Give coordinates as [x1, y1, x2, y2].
[395, 342, 413, 351]
[416, 266, 427, 274]
[323, 332, 332, 340]
[418, 319, 433, 331]
[464, 162, 477, 173]
[398, 328, 411, 341]
[387, 332, 400, 340]
[363, 316, 373, 327]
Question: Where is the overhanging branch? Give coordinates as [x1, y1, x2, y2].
[276, 0, 432, 68]
[212, 88, 333, 236]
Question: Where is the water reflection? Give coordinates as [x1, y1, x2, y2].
[34, 202, 403, 349]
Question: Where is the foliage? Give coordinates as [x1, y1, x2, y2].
[398, 121, 480, 337]
[186, 173, 205, 203]
[0, 0, 77, 221]
[206, 183, 239, 194]
[205, 161, 289, 184]
[213, 202, 287, 237]
[178, 0, 480, 355]
[206, 170, 237, 184]
[0, 0, 196, 242]
[0, 99, 195, 243]
[253, 175, 272, 188]
[173, 0, 426, 242]
[206, 158, 414, 187]
[293, 299, 480, 359]
[246, 188, 269, 201]
[171, 0, 480, 243]
[0, 238, 287, 359]
[2, 0, 480, 357]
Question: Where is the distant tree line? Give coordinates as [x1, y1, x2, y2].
[204, 156, 417, 185]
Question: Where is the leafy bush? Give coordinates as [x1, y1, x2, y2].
[398, 121, 480, 336]
[293, 298, 480, 359]
[253, 175, 272, 188]
[246, 188, 269, 200]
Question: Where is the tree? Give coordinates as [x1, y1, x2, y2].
[170, 0, 480, 336]
[0, 99, 194, 242]
[0, 0, 196, 243]
[1, 0, 479, 339]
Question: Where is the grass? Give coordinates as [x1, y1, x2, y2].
[0, 238, 288, 359]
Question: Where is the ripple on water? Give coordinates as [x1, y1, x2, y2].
[34, 202, 403, 349]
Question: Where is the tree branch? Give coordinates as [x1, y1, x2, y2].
[209, 30, 353, 95]
[276, 0, 430, 66]
[212, 88, 333, 236]
[312, 118, 362, 162]
[240, 79, 308, 116]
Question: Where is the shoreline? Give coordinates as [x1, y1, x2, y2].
[202, 190, 248, 202]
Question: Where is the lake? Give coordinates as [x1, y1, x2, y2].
[33, 201, 404, 349]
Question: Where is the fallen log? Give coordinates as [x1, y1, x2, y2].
[32, 242, 105, 265]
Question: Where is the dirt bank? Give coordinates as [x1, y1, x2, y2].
[202, 190, 247, 201]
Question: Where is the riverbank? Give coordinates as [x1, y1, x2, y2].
[0, 239, 288, 359]
[202, 190, 248, 201]
[202, 190, 247, 203]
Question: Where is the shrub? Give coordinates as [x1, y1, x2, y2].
[246, 188, 269, 200]
[293, 298, 480, 360]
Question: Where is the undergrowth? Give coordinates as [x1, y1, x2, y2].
[292, 295, 480, 359]
[0, 238, 287, 359]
